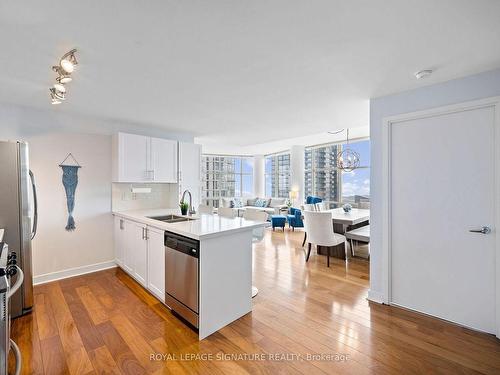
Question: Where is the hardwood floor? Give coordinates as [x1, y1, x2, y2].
[10, 229, 500, 374]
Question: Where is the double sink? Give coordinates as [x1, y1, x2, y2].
[147, 214, 196, 224]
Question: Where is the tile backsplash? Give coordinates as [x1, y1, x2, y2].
[112, 183, 179, 211]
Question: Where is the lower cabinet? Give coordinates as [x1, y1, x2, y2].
[114, 216, 165, 301]
[132, 222, 148, 286]
[114, 216, 125, 266]
[147, 227, 166, 302]
[122, 219, 135, 274]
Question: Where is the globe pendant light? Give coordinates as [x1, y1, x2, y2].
[336, 129, 360, 172]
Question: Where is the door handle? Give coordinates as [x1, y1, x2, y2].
[469, 226, 492, 234]
[29, 170, 38, 240]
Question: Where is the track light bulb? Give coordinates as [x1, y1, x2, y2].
[59, 49, 78, 73]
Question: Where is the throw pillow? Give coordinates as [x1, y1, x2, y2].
[255, 198, 267, 207]
[233, 198, 243, 208]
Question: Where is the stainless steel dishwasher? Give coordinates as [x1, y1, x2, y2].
[165, 232, 200, 328]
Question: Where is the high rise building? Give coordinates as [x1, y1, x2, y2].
[305, 144, 340, 206]
[201, 156, 236, 208]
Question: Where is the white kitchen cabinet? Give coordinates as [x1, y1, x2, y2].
[132, 222, 148, 287]
[147, 226, 165, 302]
[113, 216, 125, 266]
[112, 132, 178, 183]
[114, 133, 150, 182]
[151, 137, 178, 183]
[178, 142, 202, 208]
[122, 219, 135, 274]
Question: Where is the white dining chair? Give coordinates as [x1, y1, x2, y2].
[303, 210, 346, 267]
[198, 204, 213, 214]
[303, 203, 317, 211]
[315, 202, 328, 211]
[345, 224, 370, 259]
[217, 207, 236, 218]
[243, 209, 268, 298]
[301, 203, 317, 246]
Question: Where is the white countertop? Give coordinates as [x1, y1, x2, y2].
[113, 208, 268, 240]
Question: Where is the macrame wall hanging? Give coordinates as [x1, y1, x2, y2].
[59, 153, 81, 231]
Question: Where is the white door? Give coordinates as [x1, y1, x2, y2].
[133, 223, 148, 286]
[390, 104, 496, 333]
[122, 219, 134, 274]
[114, 216, 124, 266]
[119, 133, 150, 182]
[147, 227, 165, 302]
[150, 137, 177, 183]
[179, 142, 201, 208]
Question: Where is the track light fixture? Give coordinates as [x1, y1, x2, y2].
[60, 49, 78, 73]
[52, 66, 73, 83]
[49, 87, 66, 104]
[49, 49, 78, 104]
[53, 83, 66, 93]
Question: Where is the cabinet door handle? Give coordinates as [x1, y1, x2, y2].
[144, 228, 149, 241]
[120, 219, 124, 230]
[142, 227, 145, 240]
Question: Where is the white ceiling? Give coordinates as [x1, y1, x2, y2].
[1, 1, 500, 148]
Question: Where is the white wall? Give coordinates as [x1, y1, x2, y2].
[1, 103, 193, 281]
[369, 68, 500, 302]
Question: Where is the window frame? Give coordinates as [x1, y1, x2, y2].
[305, 138, 370, 208]
[201, 155, 254, 207]
[265, 152, 291, 198]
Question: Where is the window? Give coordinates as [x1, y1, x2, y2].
[265, 153, 290, 198]
[305, 139, 370, 208]
[201, 155, 254, 207]
[341, 140, 370, 206]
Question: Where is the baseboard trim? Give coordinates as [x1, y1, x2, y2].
[367, 289, 385, 304]
[33, 260, 117, 285]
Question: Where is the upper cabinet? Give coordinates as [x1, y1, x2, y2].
[151, 137, 177, 183]
[112, 132, 178, 183]
[178, 142, 202, 207]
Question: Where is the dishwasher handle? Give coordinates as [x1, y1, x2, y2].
[165, 232, 199, 258]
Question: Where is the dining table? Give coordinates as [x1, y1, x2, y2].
[302, 207, 370, 259]
[328, 208, 370, 232]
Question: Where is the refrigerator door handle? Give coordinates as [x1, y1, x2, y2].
[29, 170, 38, 240]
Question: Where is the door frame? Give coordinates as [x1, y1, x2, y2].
[381, 96, 500, 337]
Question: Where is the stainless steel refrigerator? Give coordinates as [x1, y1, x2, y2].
[0, 140, 36, 318]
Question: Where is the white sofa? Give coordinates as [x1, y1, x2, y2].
[220, 197, 288, 217]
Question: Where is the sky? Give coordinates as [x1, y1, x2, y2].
[341, 140, 370, 198]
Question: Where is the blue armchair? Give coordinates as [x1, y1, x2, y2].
[306, 196, 322, 204]
[287, 207, 304, 231]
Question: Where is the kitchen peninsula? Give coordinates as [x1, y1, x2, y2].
[113, 208, 267, 340]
